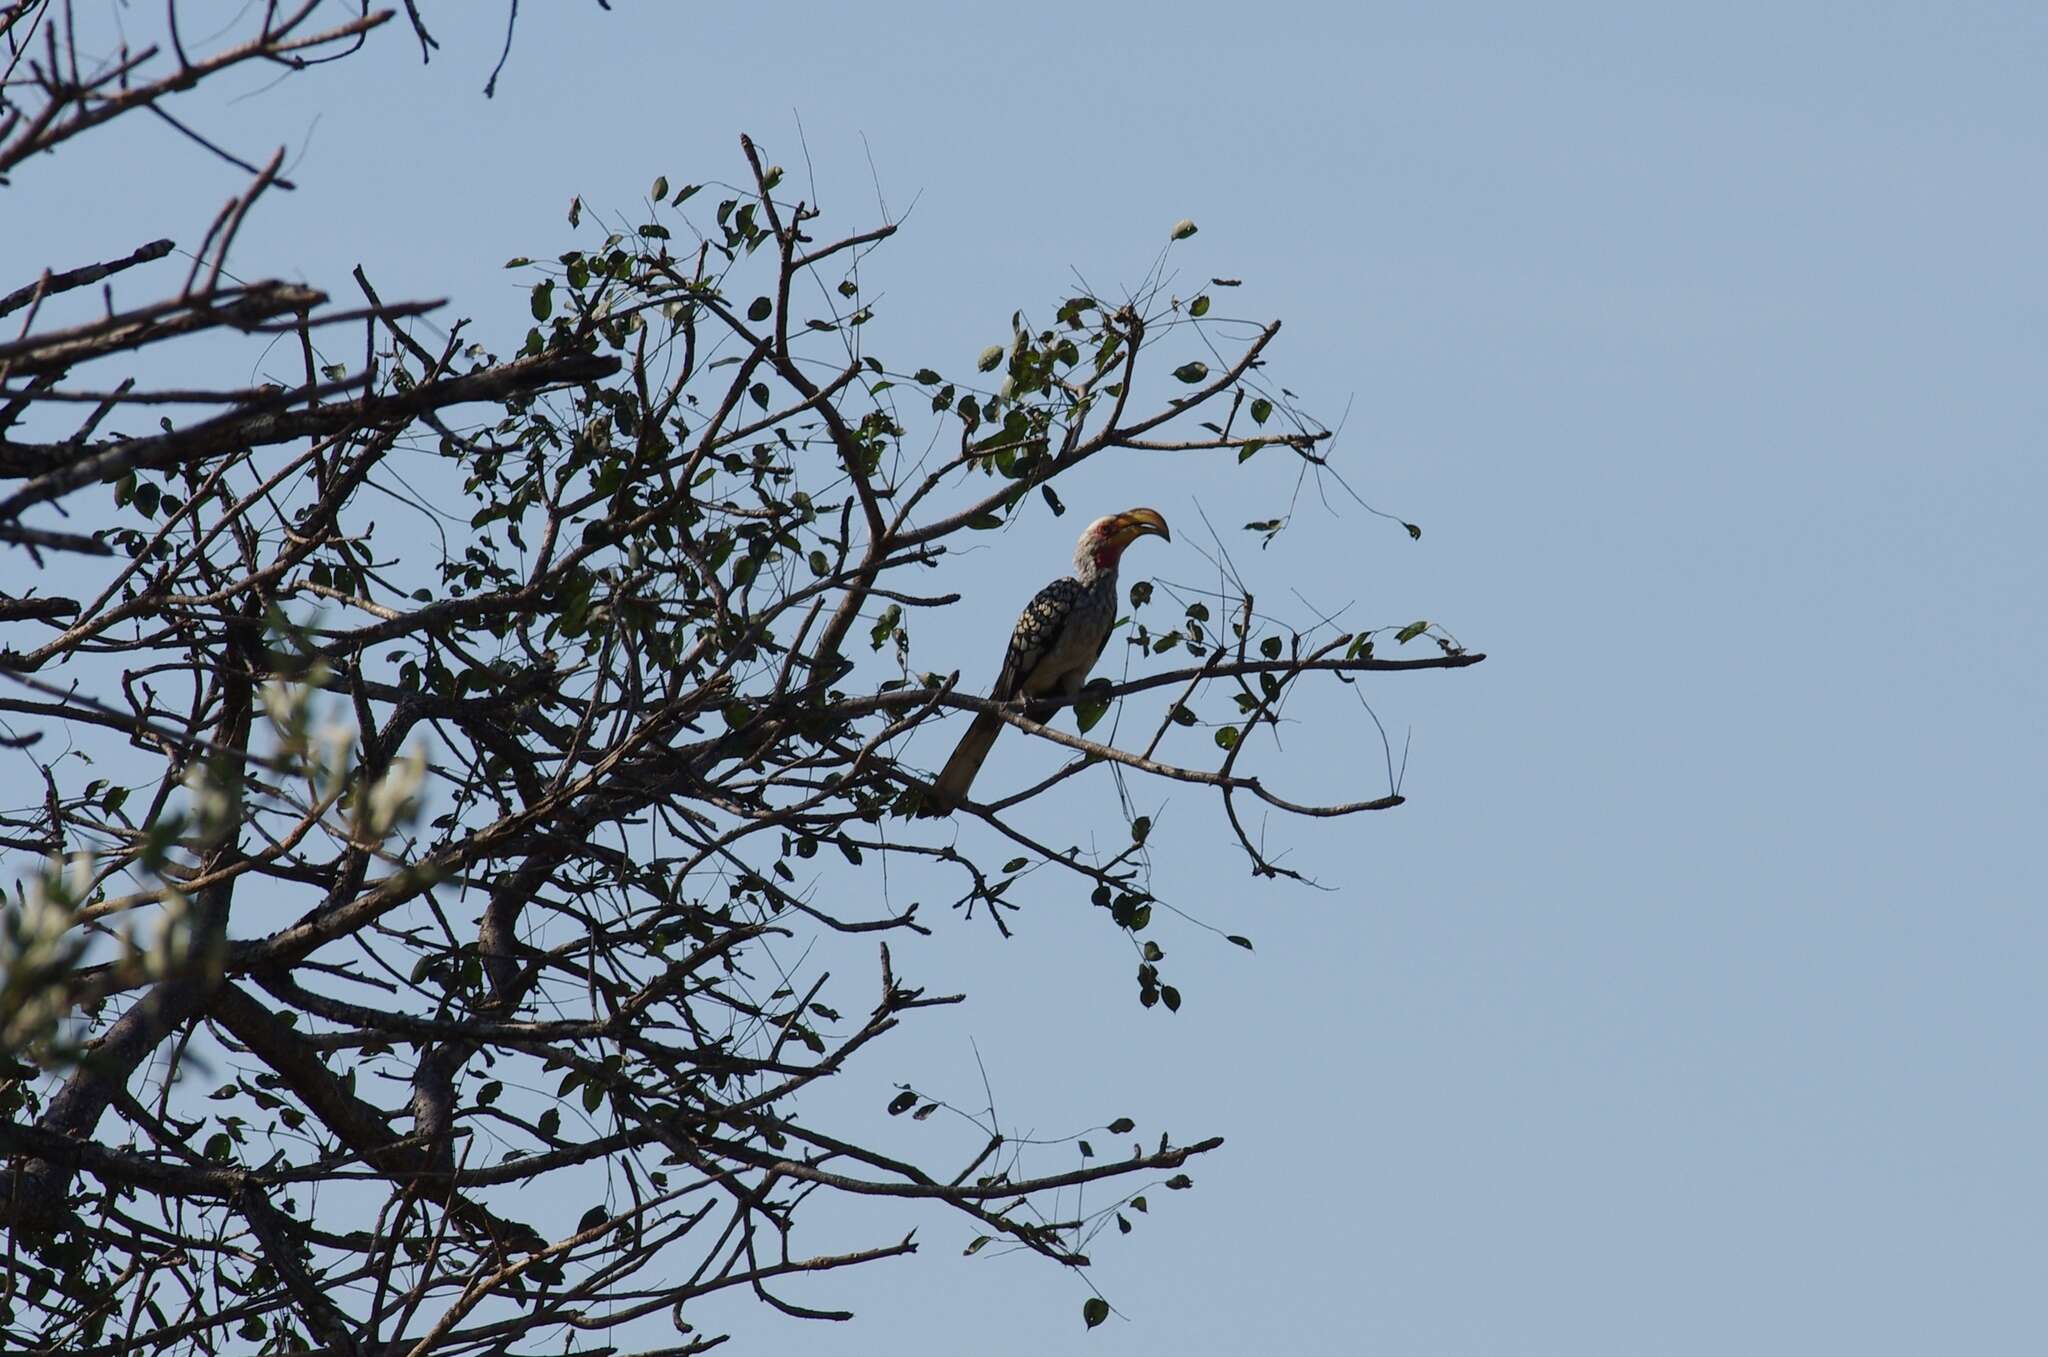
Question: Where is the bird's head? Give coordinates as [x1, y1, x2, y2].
[1075, 507, 1171, 575]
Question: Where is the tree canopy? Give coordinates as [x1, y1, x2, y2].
[0, 5, 1482, 1353]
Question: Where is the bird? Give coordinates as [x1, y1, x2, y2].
[925, 507, 1170, 813]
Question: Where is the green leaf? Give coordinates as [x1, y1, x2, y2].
[1169, 218, 1199, 241]
[1108, 1116, 1135, 1134]
[1395, 620, 1430, 644]
[1259, 636, 1283, 659]
[1075, 693, 1109, 734]
[1236, 438, 1265, 463]
[1405, 521, 1423, 540]
[1171, 361, 1209, 384]
[530, 280, 553, 321]
[503, 256, 531, 268]
[1161, 984, 1181, 1012]
[887, 1090, 917, 1116]
[1165, 1172, 1193, 1189]
[651, 175, 669, 201]
[869, 603, 902, 651]
[1040, 484, 1065, 516]
[977, 344, 1005, 372]
[749, 382, 770, 410]
[538, 1107, 561, 1137]
[1083, 1297, 1110, 1329]
[1226, 933, 1255, 951]
[748, 296, 773, 322]
[1250, 397, 1272, 424]
[1214, 725, 1239, 750]
[1130, 816, 1151, 844]
[478, 1080, 503, 1107]
[913, 367, 943, 384]
[964, 1235, 991, 1256]
[1189, 295, 1210, 318]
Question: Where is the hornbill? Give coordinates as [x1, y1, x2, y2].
[925, 507, 1170, 813]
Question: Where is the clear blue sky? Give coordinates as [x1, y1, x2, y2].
[14, 3, 2045, 1353]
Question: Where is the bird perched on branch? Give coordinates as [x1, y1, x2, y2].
[925, 507, 1171, 813]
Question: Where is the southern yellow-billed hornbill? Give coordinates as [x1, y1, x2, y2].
[926, 508, 1170, 813]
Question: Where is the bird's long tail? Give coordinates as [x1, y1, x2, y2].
[928, 711, 1004, 813]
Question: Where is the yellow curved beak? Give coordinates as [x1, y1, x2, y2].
[1116, 507, 1171, 544]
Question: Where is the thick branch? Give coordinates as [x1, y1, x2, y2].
[0, 239, 176, 320]
[0, 348, 619, 520]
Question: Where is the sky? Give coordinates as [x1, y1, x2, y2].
[11, 2, 2047, 1353]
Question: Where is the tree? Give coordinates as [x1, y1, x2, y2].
[0, 5, 1483, 1352]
